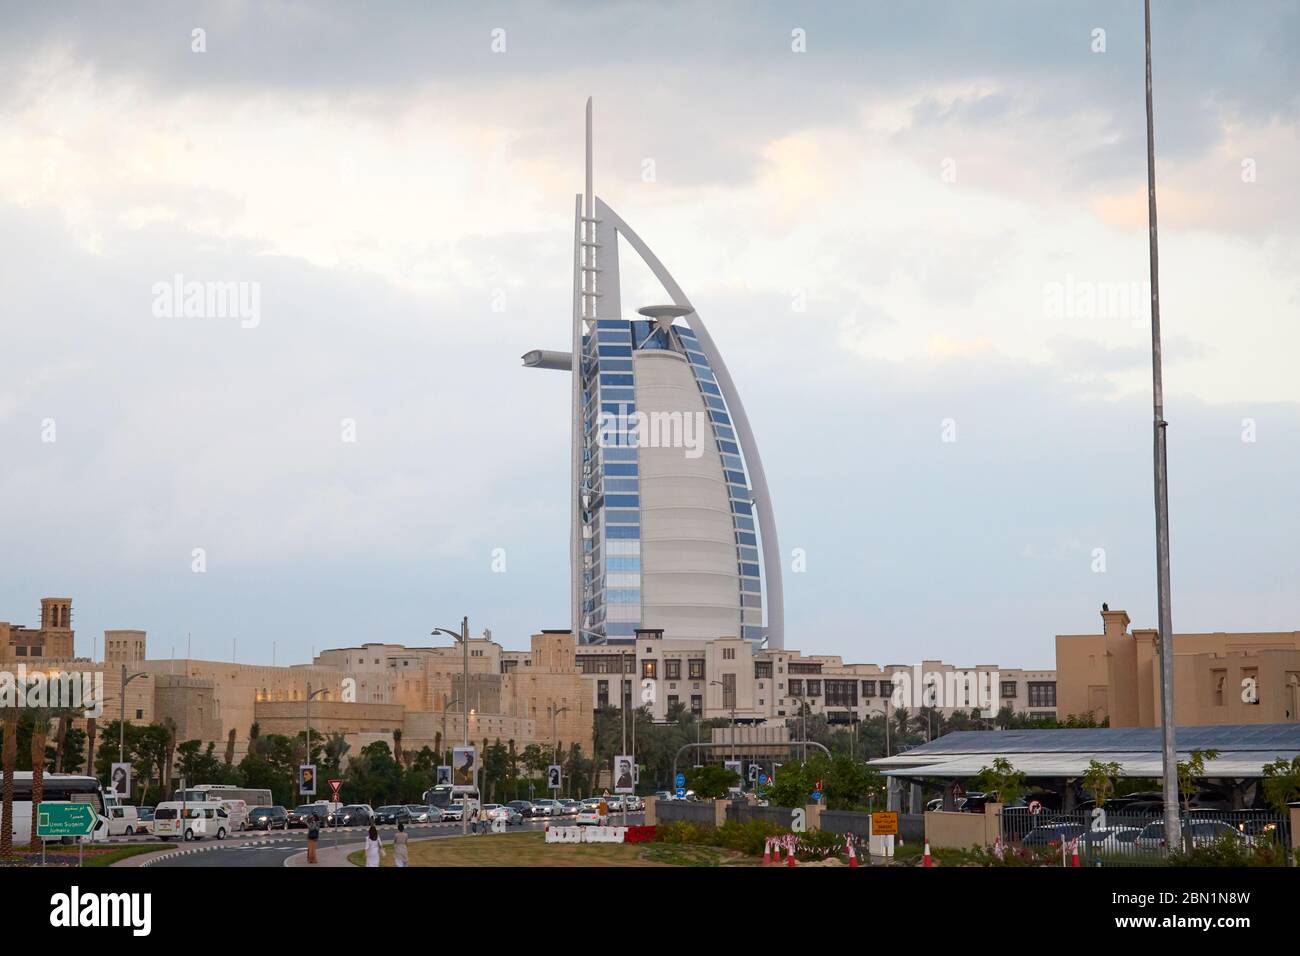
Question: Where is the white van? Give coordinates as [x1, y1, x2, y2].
[218, 798, 249, 832]
[153, 800, 232, 841]
[105, 804, 140, 836]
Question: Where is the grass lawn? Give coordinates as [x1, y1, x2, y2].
[0, 842, 173, 868]
[346, 831, 747, 867]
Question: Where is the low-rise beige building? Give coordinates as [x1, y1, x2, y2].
[2, 596, 593, 767]
[1057, 607, 1300, 727]
[505, 628, 1057, 727]
[0, 597, 76, 661]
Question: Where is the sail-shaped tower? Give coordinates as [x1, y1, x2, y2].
[523, 100, 784, 648]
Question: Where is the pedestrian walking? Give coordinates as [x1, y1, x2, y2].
[469, 806, 481, 835]
[306, 815, 320, 864]
[364, 824, 381, 867]
[394, 821, 409, 867]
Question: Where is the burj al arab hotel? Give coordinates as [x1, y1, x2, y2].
[523, 100, 784, 650]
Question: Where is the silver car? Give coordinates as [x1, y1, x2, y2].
[482, 804, 523, 826]
[404, 805, 442, 823]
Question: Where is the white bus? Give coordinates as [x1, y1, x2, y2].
[176, 784, 272, 808]
[8, 773, 109, 842]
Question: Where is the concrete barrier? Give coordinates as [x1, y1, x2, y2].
[544, 826, 628, 844]
[924, 807, 1001, 850]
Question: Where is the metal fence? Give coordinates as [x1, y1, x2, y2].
[653, 800, 716, 827]
[726, 803, 796, 829]
[1003, 807, 1289, 866]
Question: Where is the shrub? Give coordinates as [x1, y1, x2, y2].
[653, 821, 711, 846]
[712, 819, 787, 856]
[1167, 833, 1288, 868]
[794, 829, 846, 860]
[967, 843, 1059, 867]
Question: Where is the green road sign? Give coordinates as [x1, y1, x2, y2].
[37, 802, 99, 839]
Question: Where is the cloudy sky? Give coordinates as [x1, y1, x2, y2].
[0, 1, 1296, 669]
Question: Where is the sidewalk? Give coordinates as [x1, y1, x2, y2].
[284, 832, 452, 867]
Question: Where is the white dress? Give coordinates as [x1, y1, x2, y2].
[364, 837, 381, 867]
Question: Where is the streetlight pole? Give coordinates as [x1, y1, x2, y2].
[1142, 0, 1181, 854]
[305, 684, 327, 793]
[118, 664, 147, 786]
[788, 694, 807, 762]
[710, 680, 736, 764]
[433, 617, 473, 836]
[549, 705, 570, 764]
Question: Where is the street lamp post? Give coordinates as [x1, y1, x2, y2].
[548, 704, 571, 764]
[118, 664, 148, 784]
[789, 693, 808, 762]
[709, 680, 737, 765]
[305, 683, 328, 789]
[1142, 0, 1181, 854]
[433, 617, 472, 837]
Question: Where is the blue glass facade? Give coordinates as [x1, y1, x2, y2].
[578, 317, 764, 644]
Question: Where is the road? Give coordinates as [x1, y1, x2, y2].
[145, 814, 646, 867]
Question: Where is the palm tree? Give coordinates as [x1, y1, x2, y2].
[52, 712, 71, 773]
[28, 707, 54, 848]
[892, 707, 910, 740]
[84, 716, 98, 779]
[393, 729, 404, 769]
[224, 728, 236, 765]
[1, 707, 18, 861]
[161, 717, 177, 800]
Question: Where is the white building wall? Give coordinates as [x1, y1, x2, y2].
[634, 350, 741, 639]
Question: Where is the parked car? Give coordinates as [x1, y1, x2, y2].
[405, 805, 442, 823]
[374, 805, 413, 825]
[926, 797, 969, 812]
[135, 806, 155, 835]
[289, 805, 328, 828]
[482, 804, 523, 826]
[105, 804, 140, 836]
[575, 803, 608, 826]
[248, 806, 289, 831]
[153, 801, 232, 841]
[1021, 823, 1087, 846]
[527, 798, 555, 817]
[1136, 819, 1251, 850]
[329, 804, 375, 827]
[1079, 826, 1144, 852]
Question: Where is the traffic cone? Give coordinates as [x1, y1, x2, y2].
[846, 835, 859, 868]
[763, 838, 772, 866]
[1071, 839, 1080, 868]
[786, 836, 797, 867]
[922, 840, 933, 867]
